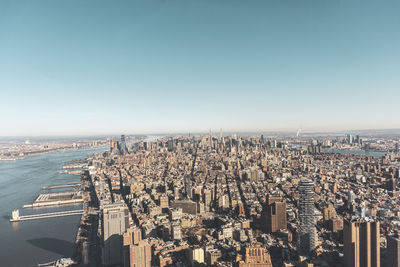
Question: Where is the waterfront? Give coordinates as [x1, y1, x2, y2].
[322, 148, 387, 157]
[0, 147, 105, 267]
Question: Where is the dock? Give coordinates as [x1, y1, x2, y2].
[23, 199, 83, 208]
[42, 183, 80, 190]
[10, 209, 84, 222]
[23, 191, 83, 208]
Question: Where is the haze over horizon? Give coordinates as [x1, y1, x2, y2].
[1, 0, 399, 136]
[1, 127, 400, 139]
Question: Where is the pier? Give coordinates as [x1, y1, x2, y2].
[42, 183, 80, 190]
[22, 198, 83, 208]
[23, 191, 83, 208]
[10, 209, 84, 222]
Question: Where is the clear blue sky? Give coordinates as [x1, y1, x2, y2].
[0, 0, 399, 136]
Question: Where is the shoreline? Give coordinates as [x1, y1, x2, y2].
[0, 146, 107, 162]
[0, 148, 104, 267]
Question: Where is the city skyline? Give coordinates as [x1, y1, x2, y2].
[1, 0, 399, 135]
[3, 132, 399, 266]
[2, 0, 400, 266]
[2, 127, 400, 138]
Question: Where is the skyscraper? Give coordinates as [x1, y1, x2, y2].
[298, 178, 316, 255]
[348, 134, 353, 144]
[343, 219, 380, 267]
[123, 227, 143, 267]
[120, 134, 127, 154]
[129, 239, 152, 267]
[102, 202, 129, 266]
[263, 195, 287, 233]
[209, 129, 213, 148]
[110, 139, 114, 152]
[184, 175, 192, 199]
[167, 138, 174, 152]
[203, 188, 212, 211]
[348, 190, 355, 204]
[387, 233, 400, 267]
[386, 178, 398, 192]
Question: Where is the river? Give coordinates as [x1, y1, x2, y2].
[0, 147, 106, 267]
[322, 148, 387, 157]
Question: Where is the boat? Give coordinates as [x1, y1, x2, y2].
[37, 258, 75, 267]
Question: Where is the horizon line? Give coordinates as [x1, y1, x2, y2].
[1, 127, 400, 138]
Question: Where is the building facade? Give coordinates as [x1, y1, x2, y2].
[102, 202, 129, 266]
[297, 179, 316, 255]
[387, 234, 400, 267]
[263, 195, 287, 233]
[129, 239, 152, 267]
[343, 219, 380, 267]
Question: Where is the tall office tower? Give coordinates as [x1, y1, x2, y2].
[263, 195, 287, 233]
[167, 138, 174, 152]
[348, 134, 353, 144]
[348, 190, 355, 202]
[272, 139, 277, 148]
[249, 167, 259, 183]
[203, 188, 212, 211]
[129, 239, 152, 267]
[348, 190, 355, 208]
[110, 139, 114, 152]
[119, 134, 127, 154]
[237, 202, 245, 217]
[298, 178, 316, 255]
[387, 233, 400, 267]
[174, 186, 180, 200]
[102, 202, 130, 266]
[343, 219, 380, 267]
[387, 178, 398, 192]
[123, 227, 142, 267]
[184, 175, 192, 199]
[218, 194, 229, 210]
[164, 181, 168, 193]
[209, 129, 213, 148]
[114, 140, 119, 152]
